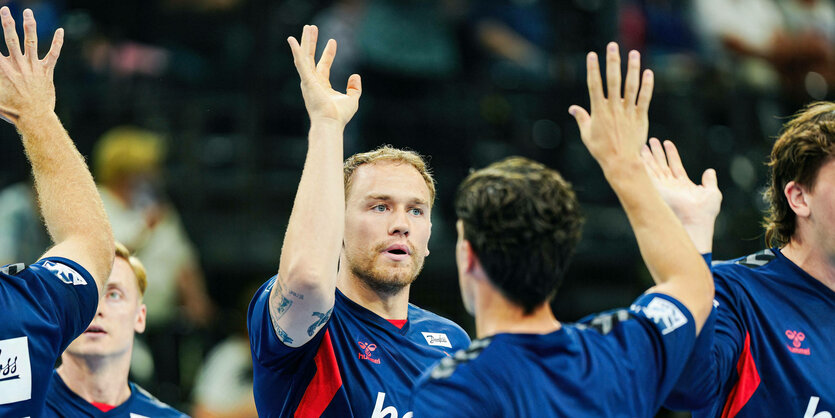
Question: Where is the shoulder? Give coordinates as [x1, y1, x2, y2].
[408, 304, 471, 346]
[131, 383, 189, 417]
[711, 249, 778, 276]
[426, 337, 494, 381]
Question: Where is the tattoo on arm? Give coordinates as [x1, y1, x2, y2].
[275, 324, 294, 344]
[270, 278, 295, 343]
[308, 307, 333, 336]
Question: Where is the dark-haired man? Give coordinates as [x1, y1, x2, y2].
[247, 25, 469, 417]
[0, 7, 114, 417]
[410, 43, 714, 417]
[653, 103, 835, 417]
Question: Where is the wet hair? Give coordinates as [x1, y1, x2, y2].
[455, 157, 584, 314]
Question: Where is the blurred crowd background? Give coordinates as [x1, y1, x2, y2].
[0, 0, 833, 416]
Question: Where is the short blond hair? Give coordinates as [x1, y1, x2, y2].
[114, 241, 147, 297]
[343, 145, 436, 205]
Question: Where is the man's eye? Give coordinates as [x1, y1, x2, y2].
[372, 205, 386, 212]
[409, 208, 423, 216]
[107, 291, 121, 300]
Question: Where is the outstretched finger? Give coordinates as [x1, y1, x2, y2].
[316, 39, 337, 82]
[623, 50, 640, 108]
[636, 69, 654, 115]
[586, 52, 604, 111]
[304, 25, 318, 62]
[346, 73, 362, 98]
[641, 144, 662, 178]
[701, 168, 718, 189]
[43, 28, 63, 78]
[568, 105, 591, 141]
[605, 42, 621, 104]
[663, 140, 688, 179]
[648, 137, 671, 177]
[1, 7, 23, 61]
[22, 9, 36, 63]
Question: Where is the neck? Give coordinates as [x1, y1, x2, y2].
[56, 350, 132, 407]
[474, 289, 561, 339]
[781, 237, 835, 293]
[337, 270, 411, 320]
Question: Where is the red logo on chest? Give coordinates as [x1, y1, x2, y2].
[785, 330, 811, 356]
[358, 341, 381, 364]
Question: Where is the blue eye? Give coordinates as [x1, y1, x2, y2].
[409, 208, 423, 216]
[107, 291, 121, 300]
[372, 204, 386, 212]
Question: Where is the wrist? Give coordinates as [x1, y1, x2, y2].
[16, 110, 59, 132]
[309, 117, 347, 132]
[600, 156, 645, 187]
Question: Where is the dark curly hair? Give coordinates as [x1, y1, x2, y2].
[764, 102, 835, 247]
[455, 157, 584, 314]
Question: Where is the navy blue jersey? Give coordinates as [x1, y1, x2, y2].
[0, 258, 98, 417]
[412, 293, 696, 417]
[44, 371, 186, 417]
[248, 276, 471, 417]
[665, 249, 835, 417]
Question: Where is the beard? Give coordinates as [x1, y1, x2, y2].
[345, 242, 426, 296]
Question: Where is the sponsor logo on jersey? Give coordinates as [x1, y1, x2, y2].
[43, 261, 87, 286]
[371, 392, 412, 418]
[804, 396, 830, 418]
[0, 337, 32, 405]
[358, 341, 381, 364]
[421, 332, 452, 348]
[631, 297, 688, 335]
[785, 329, 811, 355]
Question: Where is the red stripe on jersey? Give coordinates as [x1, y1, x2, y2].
[721, 332, 761, 418]
[295, 330, 343, 418]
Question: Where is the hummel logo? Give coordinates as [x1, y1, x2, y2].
[785, 329, 811, 356]
[358, 341, 381, 364]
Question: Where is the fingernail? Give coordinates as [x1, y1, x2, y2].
[630, 50, 639, 59]
[23, 8, 32, 17]
[1, 8, 10, 16]
[568, 107, 576, 116]
[608, 42, 617, 52]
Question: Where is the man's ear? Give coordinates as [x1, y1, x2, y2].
[135, 304, 147, 334]
[784, 181, 811, 218]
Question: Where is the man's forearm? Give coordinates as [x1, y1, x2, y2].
[278, 120, 345, 289]
[605, 160, 711, 294]
[19, 111, 113, 285]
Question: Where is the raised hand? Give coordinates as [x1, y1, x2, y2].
[568, 42, 653, 170]
[288, 25, 361, 126]
[642, 138, 722, 253]
[0, 7, 63, 124]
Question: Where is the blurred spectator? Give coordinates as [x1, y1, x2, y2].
[0, 181, 51, 265]
[191, 287, 257, 418]
[93, 126, 216, 402]
[693, 0, 835, 101]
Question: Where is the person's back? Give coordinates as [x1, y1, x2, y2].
[412, 43, 713, 417]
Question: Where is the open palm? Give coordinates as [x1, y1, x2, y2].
[288, 25, 360, 126]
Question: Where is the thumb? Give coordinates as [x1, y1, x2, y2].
[568, 105, 591, 138]
[702, 168, 718, 189]
[346, 74, 362, 98]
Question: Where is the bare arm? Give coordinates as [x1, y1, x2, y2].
[641, 138, 722, 254]
[569, 43, 713, 333]
[0, 7, 113, 289]
[271, 25, 361, 347]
